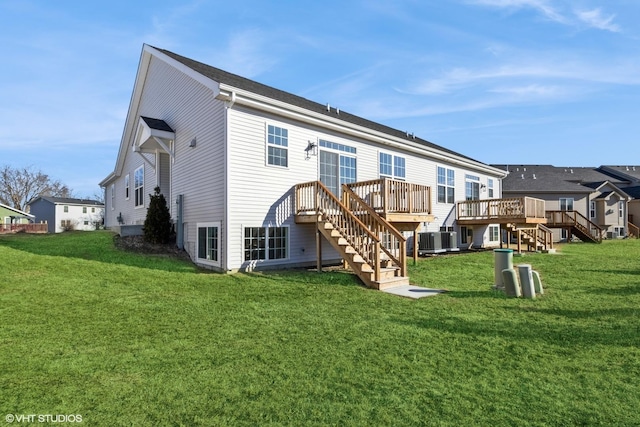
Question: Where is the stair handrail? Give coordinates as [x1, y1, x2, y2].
[628, 222, 640, 238]
[342, 184, 407, 277]
[545, 210, 603, 242]
[519, 224, 554, 251]
[297, 181, 382, 280]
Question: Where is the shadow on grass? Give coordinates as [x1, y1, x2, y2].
[393, 309, 640, 348]
[444, 290, 509, 299]
[0, 232, 203, 274]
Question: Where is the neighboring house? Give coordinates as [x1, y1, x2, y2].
[28, 197, 104, 233]
[494, 165, 639, 241]
[0, 203, 36, 233]
[100, 44, 511, 285]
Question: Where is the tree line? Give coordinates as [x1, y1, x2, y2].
[0, 165, 73, 211]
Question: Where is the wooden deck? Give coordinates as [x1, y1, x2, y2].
[456, 197, 547, 225]
[345, 178, 434, 227]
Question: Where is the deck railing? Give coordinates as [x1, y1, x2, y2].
[345, 177, 431, 215]
[457, 197, 546, 221]
[295, 181, 382, 280]
[629, 222, 640, 238]
[342, 185, 406, 277]
[545, 210, 603, 242]
[521, 224, 554, 251]
[0, 223, 48, 234]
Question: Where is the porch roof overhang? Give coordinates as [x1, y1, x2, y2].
[133, 116, 175, 157]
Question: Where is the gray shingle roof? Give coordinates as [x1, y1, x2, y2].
[141, 116, 174, 132]
[155, 47, 482, 164]
[34, 196, 104, 206]
[491, 164, 631, 193]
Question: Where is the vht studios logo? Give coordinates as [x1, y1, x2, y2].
[5, 414, 83, 423]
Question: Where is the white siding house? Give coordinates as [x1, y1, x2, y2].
[28, 197, 104, 233]
[101, 45, 507, 275]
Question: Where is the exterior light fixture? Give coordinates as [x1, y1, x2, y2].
[304, 141, 317, 160]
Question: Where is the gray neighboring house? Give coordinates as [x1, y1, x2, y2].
[493, 165, 639, 241]
[28, 197, 105, 233]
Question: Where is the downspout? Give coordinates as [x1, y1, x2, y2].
[224, 92, 235, 271]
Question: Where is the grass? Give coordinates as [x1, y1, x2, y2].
[1, 231, 639, 426]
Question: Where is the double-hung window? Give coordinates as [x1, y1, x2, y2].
[197, 222, 220, 267]
[379, 152, 406, 180]
[134, 166, 144, 207]
[590, 201, 596, 219]
[244, 226, 289, 261]
[559, 198, 574, 211]
[619, 201, 624, 218]
[125, 174, 130, 200]
[267, 125, 288, 167]
[488, 179, 494, 198]
[489, 225, 500, 242]
[437, 166, 455, 204]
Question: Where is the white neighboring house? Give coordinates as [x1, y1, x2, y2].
[28, 196, 104, 233]
[100, 44, 512, 286]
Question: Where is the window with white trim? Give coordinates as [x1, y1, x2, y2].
[379, 152, 406, 180]
[244, 226, 289, 261]
[134, 166, 144, 207]
[197, 222, 220, 266]
[489, 225, 500, 242]
[267, 125, 288, 167]
[559, 198, 574, 211]
[125, 174, 130, 200]
[110, 184, 115, 210]
[613, 226, 625, 237]
[83, 207, 87, 214]
[437, 166, 455, 204]
[590, 201, 596, 219]
[488, 179, 494, 198]
[64, 205, 69, 213]
[619, 201, 624, 218]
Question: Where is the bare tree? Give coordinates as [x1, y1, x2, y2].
[0, 165, 73, 211]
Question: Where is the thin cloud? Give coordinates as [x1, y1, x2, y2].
[575, 8, 620, 33]
[466, 0, 567, 24]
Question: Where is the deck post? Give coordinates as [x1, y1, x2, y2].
[413, 229, 418, 264]
[517, 229, 522, 254]
[316, 227, 322, 273]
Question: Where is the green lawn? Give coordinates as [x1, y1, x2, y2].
[1, 232, 639, 426]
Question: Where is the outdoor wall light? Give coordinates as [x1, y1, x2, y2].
[304, 141, 317, 160]
[189, 138, 197, 148]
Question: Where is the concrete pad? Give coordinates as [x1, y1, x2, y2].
[381, 285, 446, 299]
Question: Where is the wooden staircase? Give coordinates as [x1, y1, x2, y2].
[545, 211, 603, 243]
[505, 223, 554, 252]
[295, 181, 409, 290]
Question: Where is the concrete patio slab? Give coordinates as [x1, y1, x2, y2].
[381, 285, 446, 299]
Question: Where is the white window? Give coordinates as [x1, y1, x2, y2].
[267, 125, 288, 167]
[488, 179, 494, 198]
[613, 226, 625, 237]
[379, 152, 406, 180]
[559, 198, 574, 211]
[64, 205, 69, 213]
[590, 201, 596, 219]
[619, 201, 624, 218]
[437, 166, 455, 204]
[110, 184, 115, 210]
[465, 175, 480, 201]
[489, 225, 499, 242]
[244, 226, 289, 261]
[319, 140, 356, 196]
[197, 222, 221, 267]
[83, 207, 87, 214]
[134, 166, 144, 207]
[125, 174, 130, 200]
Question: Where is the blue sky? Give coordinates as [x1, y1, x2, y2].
[1, 0, 639, 197]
